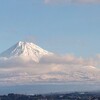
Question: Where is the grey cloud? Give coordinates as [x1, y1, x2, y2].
[44, 0, 100, 4]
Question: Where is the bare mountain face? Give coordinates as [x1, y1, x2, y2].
[0, 41, 53, 62]
[0, 41, 100, 85]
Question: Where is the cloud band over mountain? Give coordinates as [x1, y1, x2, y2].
[0, 41, 100, 85]
[0, 54, 100, 85]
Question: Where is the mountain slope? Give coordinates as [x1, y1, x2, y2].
[0, 41, 100, 85]
[0, 41, 53, 62]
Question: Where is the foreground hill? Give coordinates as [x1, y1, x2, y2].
[0, 92, 100, 100]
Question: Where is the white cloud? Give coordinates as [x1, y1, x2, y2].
[0, 54, 100, 85]
[40, 54, 100, 67]
[44, 0, 100, 4]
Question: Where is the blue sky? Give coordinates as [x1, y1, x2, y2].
[0, 0, 100, 57]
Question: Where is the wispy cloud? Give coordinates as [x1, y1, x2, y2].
[44, 0, 100, 4]
[40, 54, 100, 67]
[0, 54, 100, 68]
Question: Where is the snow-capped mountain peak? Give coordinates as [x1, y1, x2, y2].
[0, 41, 100, 86]
[0, 41, 53, 62]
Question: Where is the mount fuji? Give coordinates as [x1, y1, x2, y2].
[0, 41, 100, 87]
[0, 41, 53, 62]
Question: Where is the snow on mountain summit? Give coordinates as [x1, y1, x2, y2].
[0, 41, 53, 62]
[0, 41, 100, 85]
